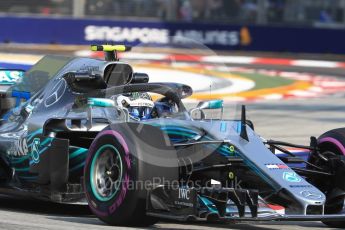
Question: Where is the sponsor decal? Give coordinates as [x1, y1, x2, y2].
[84, 25, 251, 47]
[31, 138, 40, 164]
[173, 30, 240, 46]
[300, 190, 323, 200]
[229, 145, 235, 153]
[174, 200, 193, 207]
[44, 79, 66, 107]
[173, 187, 195, 208]
[265, 163, 289, 169]
[267, 204, 285, 215]
[178, 188, 191, 200]
[0, 70, 24, 85]
[228, 172, 235, 180]
[85, 26, 169, 44]
[79, 66, 99, 72]
[289, 185, 313, 188]
[283, 172, 301, 183]
[16, 138, 29, 156]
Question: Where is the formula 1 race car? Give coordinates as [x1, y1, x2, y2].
[0, 45, 345, 228]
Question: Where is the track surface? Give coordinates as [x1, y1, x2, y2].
[1, 97, 345, 229]
[0, 195, 330, 230]
[0, 196, 330, 230]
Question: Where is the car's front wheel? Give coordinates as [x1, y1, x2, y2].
[84, 123, 178, 226]
[84, 130, 156, 226]
[309, 128, 345, 228]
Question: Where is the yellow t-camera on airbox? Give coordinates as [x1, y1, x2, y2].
[90, 44, 132, 61]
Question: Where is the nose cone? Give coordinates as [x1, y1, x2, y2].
[291, 188, 326, 215]
[300, 190, 325, 201]
[297, 189, 326, 205]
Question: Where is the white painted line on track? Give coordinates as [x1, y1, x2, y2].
[292, 60, 340, 68]
[134, 66, 255, 94]
[201, 55, 256, 64]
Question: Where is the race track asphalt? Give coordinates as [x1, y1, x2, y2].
[0, 194, 335, 230]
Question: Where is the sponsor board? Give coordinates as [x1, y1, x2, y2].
[84, 25, 249, 47]
[2, 16, 345, 53]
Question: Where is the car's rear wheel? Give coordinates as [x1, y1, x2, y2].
[309, 128, 345, 228]
[84, 123, 178, 226]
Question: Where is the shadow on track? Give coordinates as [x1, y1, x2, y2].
[0, 196, 326, 229]
[0, 195, 91, 216]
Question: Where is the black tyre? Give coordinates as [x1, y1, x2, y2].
[84, 123, 178, 226]
[312, 128, 345, 228]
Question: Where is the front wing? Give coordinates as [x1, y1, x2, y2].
[146, 185, 345, 222]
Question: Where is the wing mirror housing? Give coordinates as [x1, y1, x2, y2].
[190, 99, 224, 120]
[85, 98, 129, 129]
[87, 98, 115, 107]
[86, 98, 115, 129]
[196, 100, 223, 110]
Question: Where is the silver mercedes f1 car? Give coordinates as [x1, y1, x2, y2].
[0, 45, 344, 227]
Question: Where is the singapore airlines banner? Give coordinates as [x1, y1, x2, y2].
[1, 16, 345, 54]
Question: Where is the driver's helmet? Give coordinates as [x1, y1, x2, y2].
[116, 92, 154, 120]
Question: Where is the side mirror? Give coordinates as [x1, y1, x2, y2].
[86, 98, 129, 129]
[86, 98, 115, 129]
[196, 100, 223, 110]
[190, 99, 224, 120]
[87, 98, 115, 107]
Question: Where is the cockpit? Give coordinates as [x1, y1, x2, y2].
[0, 45, 193, 126]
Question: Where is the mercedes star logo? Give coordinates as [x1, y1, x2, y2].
[300, 190, 323, 200]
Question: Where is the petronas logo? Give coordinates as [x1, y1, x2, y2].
[283, 172, 301, 183]
[31, 138, 40, 164]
